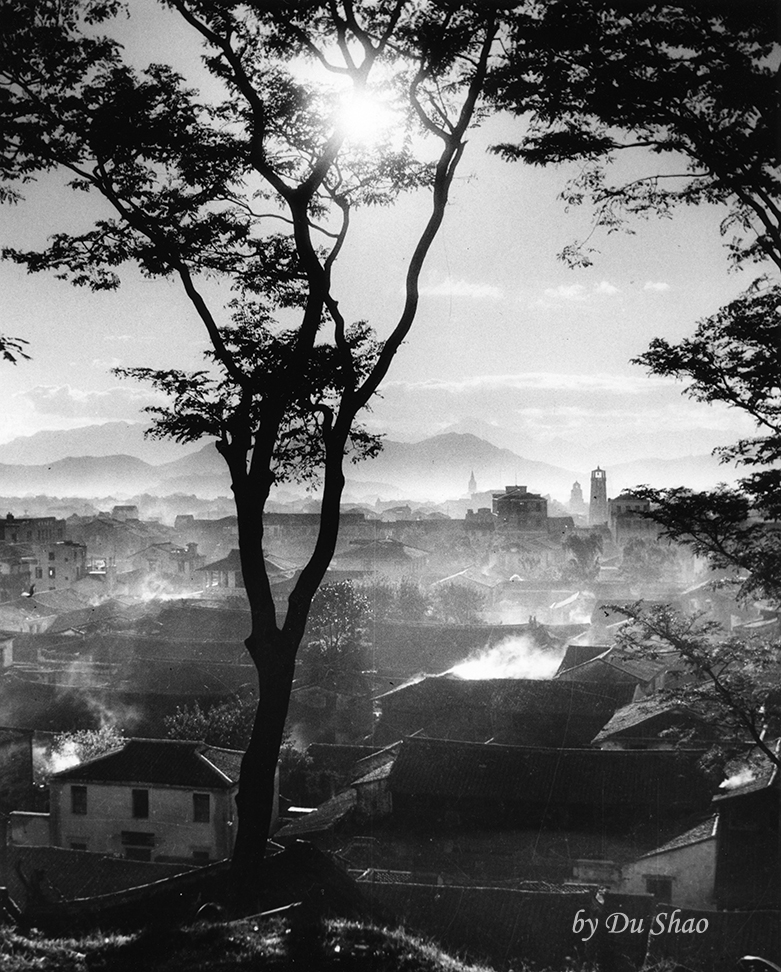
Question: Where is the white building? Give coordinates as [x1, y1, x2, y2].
[11, 738, 245, 864]
[619, 816, 718, 909]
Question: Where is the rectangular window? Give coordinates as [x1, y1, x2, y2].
[35, 568, 43, 579]
[191, 849, 211, 863]
[70, 841, 87, 851]
[48, 567, 55, 578]
[71, 785, 87, 815]
[121, 831, 154, 861]
[132, 789, 149, 819]
[193, 793, 210, 823]
[645, 876, 673, 902]
[48, 552, 55, 561]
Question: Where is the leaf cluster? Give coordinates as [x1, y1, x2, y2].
[488, 1, 781, 269]
[614, 602, 781, 767]
[307, 579, 369, 656]
[632, 286, 781, 601]
[164, 694, 257, 749]
[636, 285, 781, 497]
[0, 334, 30, 365]
[116, 312, 383, 484]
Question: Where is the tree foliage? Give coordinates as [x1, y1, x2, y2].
[48, 725, 124, 777]
[301, 580, 369, 678]
[0, 0, 503, 874]
[0, 335, 30, 365]
[164, 695, 257, 750]
[361, 577, 432, 622]
[561, 532, 602, 585]
[620, 538, 677, 588]
[490, 1, 781, 270]
[432, 582, 485, 624]
[633, 285, 781, 602]
[615, 288, 781, 767]
[615, 603, 780, 770]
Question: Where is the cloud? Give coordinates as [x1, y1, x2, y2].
[537, 280, 621, 306]
[644, 281, 671, 292]
[543, 283, 586, 301]
[104, 334, 135, 342]
[90, 357, 123, 370]
[387, 372, 673, 395]
[20, 384, 164, 419]
[419, 277, 504, 300]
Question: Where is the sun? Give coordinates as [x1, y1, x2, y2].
[337, 90, 398, 146]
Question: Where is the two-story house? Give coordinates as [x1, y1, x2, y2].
[35, 738, 243, 864]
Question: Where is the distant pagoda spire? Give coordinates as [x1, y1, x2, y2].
[468, 470, 477, 494]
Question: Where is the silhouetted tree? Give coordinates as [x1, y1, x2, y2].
[633, 285, 781, 602]
[615, 286, 781, 768]
[490, 1, 780, 271]
[615, 604, 780, 771]
[0, 0, 502, 881]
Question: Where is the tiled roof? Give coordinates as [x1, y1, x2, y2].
[592, 697, 710, 742]
[149, 602, 250, 642]
[51, 738, 240, 789]
[376, 674, 629, 715]
[557, 645, 672, 684]
[713, 740, 780, 801]
[385, 737, 712, 809]
[305, 744, 381, 785]
[274, 788, 356, 840]
[7, 845, 192, 905]
[201, 549, 288, 576]
[638, 816, 718, 858]
[431, 567, 504, 589]
[28, 589, 90, 613]
[353, 759, 394, 786]
[556, 643, 610, 674]
[200, 746, 243, 783]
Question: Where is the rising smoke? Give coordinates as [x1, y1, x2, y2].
[449, 635, 563, 680]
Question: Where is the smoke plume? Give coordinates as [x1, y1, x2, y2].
[450, 635, 562, 680]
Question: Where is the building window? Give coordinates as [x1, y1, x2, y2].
[121, 831, 155, 861]
[35, 568, 43, 579]
[48, 567, 55, 578]
[71, 785, 87, 815]
[191, 849, 211, 862]
[645, 876, 673, 902]
[48, 552, 55, 561]
[70, 841, 87, 851]
[193, 792, 210, 823]
[132, 788, 149, 819]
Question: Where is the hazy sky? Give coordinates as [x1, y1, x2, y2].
[0, 3, 768, 468]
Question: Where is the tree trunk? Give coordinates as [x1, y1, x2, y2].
[229, 627, 297, 892]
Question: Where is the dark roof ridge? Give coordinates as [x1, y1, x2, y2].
[398, 736, 708, 757]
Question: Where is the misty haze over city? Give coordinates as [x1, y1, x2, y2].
[0, 1, 778, 968]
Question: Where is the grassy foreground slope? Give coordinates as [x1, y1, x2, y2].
[1, 918, 497, 972]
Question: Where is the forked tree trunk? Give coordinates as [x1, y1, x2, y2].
[229, 628, 297, 888]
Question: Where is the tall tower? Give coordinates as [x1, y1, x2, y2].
[569, 480, 586, 515]
[468, 470, 477, 495]
[589, 466, 608, 526]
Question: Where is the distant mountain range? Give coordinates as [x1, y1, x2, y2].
[0, 422, 202, 465]
[0, 426, 741, 500]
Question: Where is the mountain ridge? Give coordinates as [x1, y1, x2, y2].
[0, 427, 739, 500]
